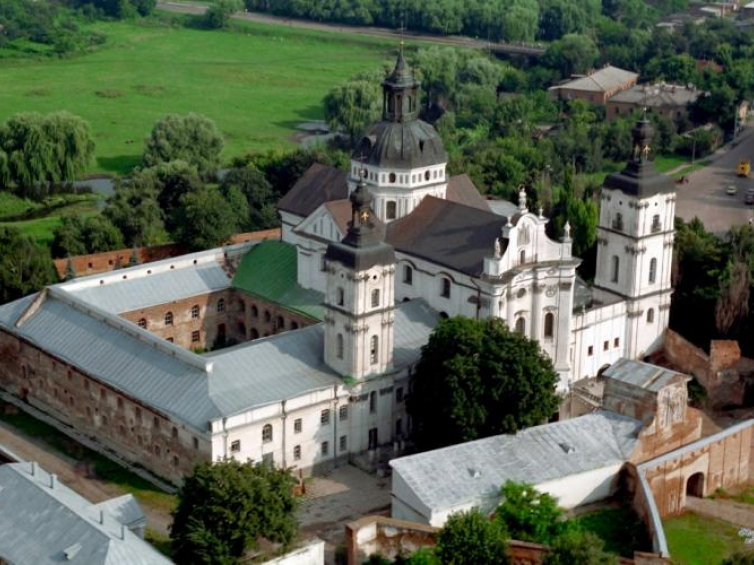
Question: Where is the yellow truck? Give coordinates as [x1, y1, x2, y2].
[738, 159, 750, 177]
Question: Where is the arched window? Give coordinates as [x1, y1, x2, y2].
[424, 170, 430, 181]
[276, 316, 284, 330]
[370, 335, 379, 364]
[544, 312, 554, 338]
[251, 305, 259, 318]
[217, 298, 225, 313]
[371, 289, 380, 308]
[515, 317, 526, 335]
[647, 308, 655, 323]
[389, 172, 396, 183]
[612, 212, 624, 231]
[440, 277, 451, 298]
[264, 311, 271, 323]
[649, 258, 657, 284]
[403, 265, 413, 285]
[337, 287, 344, 306]
[250, 328, 259, 339]
[611, 256, 620, 283]
[138, 318, 147, 329]
[262, 424, 273, 443]
[191, 305, 199, 319]
[291, 322, 299, 330]
[652, 214, 661, 233]
[520, 249, 526, 265]
[164, 312, 173, 326]
[336, 334, 344, 359]
[238, 322, 246, 337]
[386, 201, 397, 220]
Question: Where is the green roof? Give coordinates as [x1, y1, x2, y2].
[232, 240, 324, 321]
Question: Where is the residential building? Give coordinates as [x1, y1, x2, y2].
[548, 65, 639, 104]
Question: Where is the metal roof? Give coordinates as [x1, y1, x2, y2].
[609, 84, 699, 107]
[0, 462, 171, 565]
[390, 411, 642, 513]
[550, 66, 638, 93]
[0, 287, 438, 429]
[64, 262, 231, 314]
[603, 358, 689, 392]
[91, 495, 146, 529]
[232, 240, 325, 321]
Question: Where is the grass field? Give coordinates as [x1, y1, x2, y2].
[0, 16, 392, 176]
[664, 512, 751, 565]
[574, 505, 650, 558]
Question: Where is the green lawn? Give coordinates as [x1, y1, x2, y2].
[654, 154, 688, 173]
[663, 512, 751, 565]
[0, 16, 391, 176]
[575, 505, 651, 558]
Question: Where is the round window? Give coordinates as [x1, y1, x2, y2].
[517, 288, 526, 298]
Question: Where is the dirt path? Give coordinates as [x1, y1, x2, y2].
[0, 420, 172, 535]
[156, 2, 545, 56]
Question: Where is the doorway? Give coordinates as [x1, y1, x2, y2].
[686, 472, 705, 498]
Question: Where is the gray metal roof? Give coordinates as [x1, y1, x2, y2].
[91, 495, 146, 529]
[390, 411, 642, 513]
[550, 66, 638, 93]
[0, 288, 439, 429]
[609, 84, 699, 107]
[0, 462, 171, 565]
[603, 358, 688, 392]
[64, 262, 231, 314]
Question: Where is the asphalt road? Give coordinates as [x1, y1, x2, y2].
[675, 126, 754, 234]
[156, 2, 545, 56]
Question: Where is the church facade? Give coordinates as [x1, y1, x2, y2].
[0, 53, 676, 484]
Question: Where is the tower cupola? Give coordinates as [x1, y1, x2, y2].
[381, 50, 421, 123]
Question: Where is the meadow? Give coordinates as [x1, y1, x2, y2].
[0, 15, 392, 176]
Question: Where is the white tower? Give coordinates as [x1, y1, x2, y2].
[349, 51, 448, 223]
[324, 176, 396, 379]
[594, 118, 676, 358]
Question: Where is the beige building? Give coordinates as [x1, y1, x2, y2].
[548, 65, 639, 105]
[606, 83, 700, 122]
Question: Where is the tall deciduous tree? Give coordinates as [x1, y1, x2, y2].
[51, 215, 124, 258]
[171, 459, 298, 564]
[323, 76, 381, 143]
[495, 481, 574, 545]
[172, 186, 248, 251]
[435, 510, 510, 565]
[103, 181, 168, 247]
[542, 530, 619, 565]
[143, 114, 224, 175]
[543, 34, 599, 79]
[0, 226, 57, 304]
[409, 317, 560, 451]
[131, 160, 203, 232]
[220, 166, 278, 230]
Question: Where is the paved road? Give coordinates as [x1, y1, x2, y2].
[156, 2, 545, 56]
[676, 126, 754, 234]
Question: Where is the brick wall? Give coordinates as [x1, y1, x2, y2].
[0, 330, 211, 485]
[663, 330, 711, 386]
[53, 229, 281, 279]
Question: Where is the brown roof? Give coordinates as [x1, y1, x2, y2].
[278, 163, 348, 218]
[324, 199, 384, 236]
[387, 197, 507, 276]
[446, 174, 489, 211]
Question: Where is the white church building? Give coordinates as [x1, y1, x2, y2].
[0, 52, 677, 482]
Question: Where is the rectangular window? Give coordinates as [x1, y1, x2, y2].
[320, 409, 330, 425]
[294, 418, 302, 433]
[192, 330, 200, 343]
[396, 387, 404, 403]
[603, 340, 609, 351]
[230, 440, 241, 453]
[614, 337, 620, 348]
[293, 445, 301, 461]
[403, 265, 413, 285]
[370, 336, 379, 364]
[588, 346, 594, 356]
[371, 289, 380, 308]
[339, 435, 347, 452]
[339, 405, 348, 421]
[193, 437, 199, 450]
[369, 391, 377, 414]
[321, 441, 329, 456]
[441, 277, 451, 298]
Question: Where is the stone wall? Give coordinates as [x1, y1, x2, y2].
[53, 229, 281, 278]
[260, 538, 324, 565]
[0, 330, 210, 485]
[663, 330, 712, 386]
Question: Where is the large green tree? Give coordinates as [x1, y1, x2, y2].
[323, 75, 381, 143]
[409, 317, 560, 451]
[143, 114, 224, 175]
[435, 510, 509, 565]
[171, 459, 298, 564]
[0, 112, 95, 199]
[543, 34, 599, 79]
[495, 481, 573, 546]
[542, 530, 618, 565]
[172, 186, 248, 251]
[220, 166, 278, 230]
[131, 160, 203, 232]
[51, 215, 124, 258]
[0, 226, 57, 304]
[103, 182, 168, 247]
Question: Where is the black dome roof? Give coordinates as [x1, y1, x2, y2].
[356, 119, 447, 169]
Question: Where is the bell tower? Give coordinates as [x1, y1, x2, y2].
[594, 117, 676, 358]
[324, 174, 396, 380]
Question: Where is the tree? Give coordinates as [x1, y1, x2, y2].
[131, 160, 203, 231]
[220, 166, 278, 230]
[51, 215, 124, 258]
[323, 76, 381, 143]
[143, 114, 224, 175]
[495, 481, 573, 545]
[204, 0, 242, 29]
[103, 182, 168, 247]
[51, 216, 88, 258]
[543, 34, 599, 79]
[0, 111, 95, 199]
[172, 186, 248, 251]
[0, 226, 57, 304]
[171, 459, 298, 564]
[64, 257, 76, 281]
[542, 530, 618, 565]
[409, 317, 560, 451]
[435, 510, 509, 565]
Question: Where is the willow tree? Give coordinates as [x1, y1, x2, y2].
[0, 112, 95, 199]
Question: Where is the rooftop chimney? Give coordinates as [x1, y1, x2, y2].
[50, 473, 57, 489]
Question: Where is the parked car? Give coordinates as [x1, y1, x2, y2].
[726, 185, 738, 195]
[746, 192, 754, 205]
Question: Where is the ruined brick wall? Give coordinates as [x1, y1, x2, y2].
[53, 229, 281, 278]
[709, 340, 741, 374]
[662, 330, 712, 387]
[641, 424, 752, 517]
[0, 329, 211, 485]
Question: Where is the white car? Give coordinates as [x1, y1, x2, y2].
[726, 185, 738, 195]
